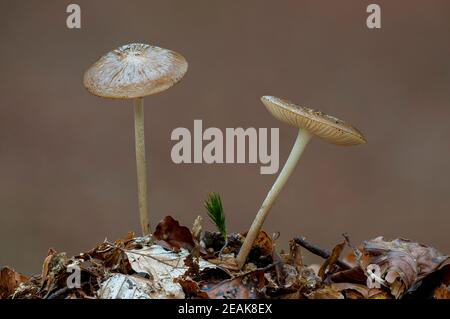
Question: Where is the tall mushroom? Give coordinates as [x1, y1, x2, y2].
[236, 95, 366, 268]
[83, 43, 188, 235]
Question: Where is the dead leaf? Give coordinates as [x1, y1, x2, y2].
[98, 274, 157, 299]
[306, 286, 344, 299]
[319, 241, 345, 279]
[433, 284, 450, 299]
[360, 237, 449, 298]
[125, 245, 218, 299]
[253, 231, 273, 257]
[0, 267, 28, 299]
[298, 267, 321, 294]
[183, 253, 200, 279]
[176, 278, 209, 298]
[201, 270, 266, 299]
[331, 283, 369, 299]
[368, 288, 392, 299]
[329, 266, 367, 284]
[81, 242, 131, 274]
[205, 254, 239, 272]
[153, 216, 196, 252]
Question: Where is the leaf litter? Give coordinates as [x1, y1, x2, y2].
[1, 213, 449, 299]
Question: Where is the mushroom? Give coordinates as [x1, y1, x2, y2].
[83, 43, 188, 235]
[236, 95, 366, 268]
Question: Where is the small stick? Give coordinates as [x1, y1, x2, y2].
[294, 237, 352, 270]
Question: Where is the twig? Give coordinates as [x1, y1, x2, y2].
[294, 236, 352, 270]
[342, 233, 362, 261]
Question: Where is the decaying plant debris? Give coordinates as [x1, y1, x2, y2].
[1, 214, 448, 299]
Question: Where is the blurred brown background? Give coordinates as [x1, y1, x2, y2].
[1, 0, 449, 274]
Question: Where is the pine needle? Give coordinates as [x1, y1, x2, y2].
[204, 192, 227, 239]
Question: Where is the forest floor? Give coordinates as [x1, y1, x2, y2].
[1, 214, 449, 299]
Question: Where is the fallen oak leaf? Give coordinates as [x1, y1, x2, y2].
[153, 216, 196, 252]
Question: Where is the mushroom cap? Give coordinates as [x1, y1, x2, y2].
[83, 43, 188, 99]
[261, 95, 366, 145]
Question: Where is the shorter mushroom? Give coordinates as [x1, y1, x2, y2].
[236, 96, 366, 268]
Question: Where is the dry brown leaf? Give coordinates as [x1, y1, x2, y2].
[329, 266, 367, 284]
[368, 288, 392, 299]
[0, 267, 28, 299]
[331, 282, 369, 299]
[253, 231, 273, 257]
[306, 286, 344, 299]
[360, 237, 449, 298]
[176, 278, 209, 298]
[433, 284, 450, 299]
[298, 267, 321, 293]
[201, 270, 265, 299]
[81, 242, 131, 274]
[153, 216, 196, 252]
[319, 241, 345, 279]
[41, 248, 56, 282]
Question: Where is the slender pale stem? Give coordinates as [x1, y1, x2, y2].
[134, 98, 150, 235]
[236, 129, 312, 268]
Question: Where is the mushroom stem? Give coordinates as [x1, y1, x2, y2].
[236, 129, 312, 268]
[133, 97, 150, 235]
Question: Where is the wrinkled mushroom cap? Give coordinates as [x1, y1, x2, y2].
[261, 95, 366, 145]
[83, 43, 188, 99]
